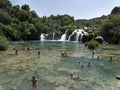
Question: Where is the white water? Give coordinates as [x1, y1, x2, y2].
[52, 33, 55, 40]
[40, 33, 45, 41]
[59, 33, 66, 41]
[40, 29, 88, 42]
[68, 29, 88, 42]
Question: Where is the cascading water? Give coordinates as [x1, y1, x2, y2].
[80, 34, 83, 42]
[59, 30, 68, 41]
[40, 29, 88, 42]
[68, 29, 88, 42]
[59, 33, 67, 41]
[52, 33, 55, 40]
[40, 33, 45, 41]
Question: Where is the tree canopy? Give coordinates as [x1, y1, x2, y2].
[0, 35, 9, 51]
[0, 0, 119, 44]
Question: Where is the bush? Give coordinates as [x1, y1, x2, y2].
[0, 35, 9, 51]
[85, 39, 99, 50]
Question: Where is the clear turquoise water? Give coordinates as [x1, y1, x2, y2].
[0, 41, 120, 90]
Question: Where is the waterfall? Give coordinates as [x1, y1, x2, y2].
[68, 29, 88, 42]
[80, 34, 83, 42]
[52, 33, 55, 40]
[40, 33, 45, 41]
[76, 31, 81, 41]
[59, 33, 66, 41]
[68, 34, 72, 41]
[39, 29, 88, 42]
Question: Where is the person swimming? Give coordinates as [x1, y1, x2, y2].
[15, 49, 18, 55]
[38, 50, 40, 56]
[32, 76, 38, 87]
[92, 51, 94, 59]
[27, 47, 30, 52]
[78, 61, 80, 64]
[61, 52, 67, 57]
[109, 56, 112, 62]
[82, 64, 84, 68]
[88, 62, 91, 67]
[97, 56, 100, 60]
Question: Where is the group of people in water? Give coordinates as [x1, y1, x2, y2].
[78, 61, 91, 68]
[11, 45, 114, 90]
[70, 72, 88, 81]
[13, 46, 41, 57]
[92, 51, 113, 62]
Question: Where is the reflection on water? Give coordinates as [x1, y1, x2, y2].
[0, 41, 120, 90]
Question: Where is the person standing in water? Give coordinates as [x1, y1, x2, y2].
[32, 76, 38, 87]
[88, 62, 91, 67]
[97, 56, 100, 60]
[15, 49, 18, 55]
[92, 51, 94, 59]
[109, 56, 112, 62]
[27, 47, 30, 52]
[38, 50, 40, 57]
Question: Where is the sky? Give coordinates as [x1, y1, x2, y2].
[9, 0, 120, 20]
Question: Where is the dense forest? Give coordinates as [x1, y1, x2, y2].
[0, 0, 120, 44]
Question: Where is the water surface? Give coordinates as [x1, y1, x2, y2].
[0, 41, 120, 90]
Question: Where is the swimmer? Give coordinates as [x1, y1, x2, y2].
[27, 47, 30, 52]
[15, 49, 18, 55]
[61, 52, 65, 57]
[97, 56, 100, 60]
[88, 62, 91, 67]
[32, 76, 37, 87]
[109, 56, 112, 62]
[70, 73, 74, 79]
[92, 51, 94, 59]
[82, 64, 84, 68]
[31, 76, 41, 87]
[64, 52, 67, 57]
[61, 52, 67, 57]
[38, 50, 40, 56]
[48, 46, 53, 52]
[10, 88, 15, 90]
[78, 61, 80, 64]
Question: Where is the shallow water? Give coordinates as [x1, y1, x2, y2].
[0, 41, 120, 90]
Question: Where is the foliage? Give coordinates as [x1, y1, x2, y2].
[0, 35, 9, 51]
[0, 9, 11, 24]
[0, 0, 12, 9]
[0, 0, 76, 41]
[111, 6, 120, 14]
[100, 14, 120, 44]
[0, 0, 119, 44]
[85, 39, 99, 50]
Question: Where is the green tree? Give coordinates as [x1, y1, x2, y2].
[0, 9, 11, 24]
[21, 4, 30, 11]
[111, 6, 120, 14]
[2, 25, 19, 40]
[85, 39, 99, 59]
[100, 14, 120, 44]
[0, 0, 12, 10]
[9, 5, 21, 18]
[0, 35, 9, 51]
